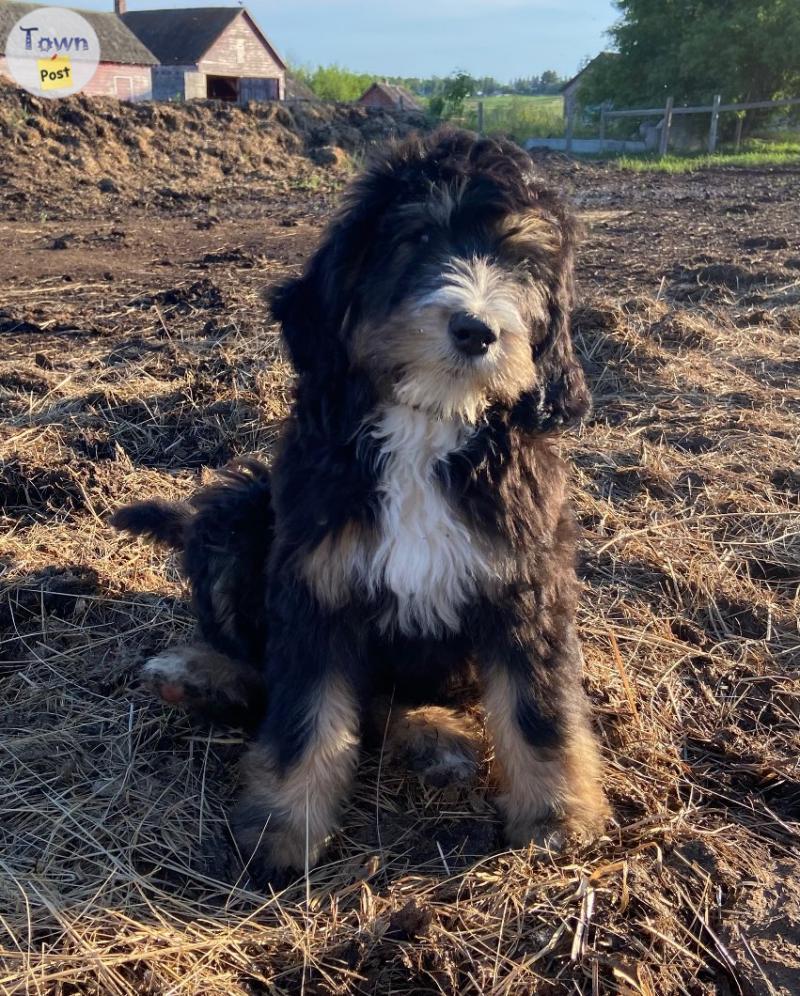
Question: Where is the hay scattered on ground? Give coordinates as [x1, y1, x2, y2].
[1, 112, 799, 994]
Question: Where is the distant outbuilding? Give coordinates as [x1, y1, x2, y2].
[120, 4, 286, 103]
[357, 81, 423, 112]
[561, 52, 618, 118]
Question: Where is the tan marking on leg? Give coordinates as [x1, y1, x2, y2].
[383, 704, 481, 787]
[236, 675, 360, 872]
[300, 521, 371, 609]
[483, 668, 608, 848]
[562, 719, 610, 838]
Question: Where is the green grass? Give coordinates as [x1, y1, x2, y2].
[615, 138, 800, 172]
[450, 94, 567, 141]
[466, 94, 562, 114]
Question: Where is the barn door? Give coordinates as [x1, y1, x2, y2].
[239, 78, 279, 103]
[114, 77, 134, 101]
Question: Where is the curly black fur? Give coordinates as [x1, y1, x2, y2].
[113, 458, 273, 665]
[115, 128, 608, 883]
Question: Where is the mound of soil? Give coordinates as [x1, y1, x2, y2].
[0, 78, 429, 218]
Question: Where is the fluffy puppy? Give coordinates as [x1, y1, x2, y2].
[115, 128, 609, 882]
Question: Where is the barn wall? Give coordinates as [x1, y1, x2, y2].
[359, 90, 395, 110]
[84, 64, 152, 101]
[185, 71, 206, 100]
[198, 12, 284, 99]
[0, 57, 151, 100]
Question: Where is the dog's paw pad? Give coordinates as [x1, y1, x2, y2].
[142, 650, 195, 705]
[158, 681, 187, 704]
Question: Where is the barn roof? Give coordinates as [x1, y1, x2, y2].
[285, 72, 317, 101]
[561, 52, 618, 94]
[358, 81, 423, 111]
[121, 7, 286, 69]
[0, 1, 158, 64]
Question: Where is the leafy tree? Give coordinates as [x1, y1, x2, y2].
[292, 63, 374, 102]
[580, 0, 800, 108]
[429, 72, 476, 120]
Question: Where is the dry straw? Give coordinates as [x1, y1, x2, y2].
[1, 95, 799, 992]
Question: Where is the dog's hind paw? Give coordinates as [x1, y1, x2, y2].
[141, 644, 266, 728]
[412, 744, 479, 788]
[142, 648, 194, 705]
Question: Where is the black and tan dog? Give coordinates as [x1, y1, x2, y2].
[113, 128, 609, 881]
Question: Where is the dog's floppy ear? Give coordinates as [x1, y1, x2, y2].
[269, 228, 352, 378]
[269, 161, 400, 378]
[533, 264, 591, 430]
[518, 210, 590, 432]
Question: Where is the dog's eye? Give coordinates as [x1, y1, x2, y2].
[419, 233, 431, 244]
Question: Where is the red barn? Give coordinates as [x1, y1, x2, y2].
[121, 5, 286, 103]
[357, 82, 423, 112]
[0, 1, 157, 100]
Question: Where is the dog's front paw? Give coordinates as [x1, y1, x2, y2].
[495, 793, 564, 852]
[231, 800, 322, 889]
[498, 792, 608, 853]
[502, 807, 565, 853]
[390, 706, 480, 789]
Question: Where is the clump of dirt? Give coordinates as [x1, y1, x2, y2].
[131, 278, 226, 313]
[1, 458, 87, 517]
[670, 262, 787, 301]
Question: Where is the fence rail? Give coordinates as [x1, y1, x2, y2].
[604, 97, 800, 118]
[590, 94, 800, 156]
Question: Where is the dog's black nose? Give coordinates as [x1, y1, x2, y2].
[448, 312, 497, 356]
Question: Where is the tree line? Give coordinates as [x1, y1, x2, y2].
[290, 65, 566, 104]
[580, 0, 800, 110]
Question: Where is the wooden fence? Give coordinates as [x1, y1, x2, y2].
[574, 95, 800, 157]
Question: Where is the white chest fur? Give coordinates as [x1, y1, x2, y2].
[368, 404, 489, 636]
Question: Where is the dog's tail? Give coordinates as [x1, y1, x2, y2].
[110, 498, 193, 550]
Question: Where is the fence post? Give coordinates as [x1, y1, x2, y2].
[659, 96, 674, 157]
[599, 108, 607, 152]
[708, 94, 721, 153]
[477, 100, 484, 135]
[734, 113, 744, 152]
[565, 107, 575, 153]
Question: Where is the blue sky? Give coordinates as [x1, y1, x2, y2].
[44, 0, 619, 79]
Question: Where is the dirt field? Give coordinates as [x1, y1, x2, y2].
[1, 86, 799, 995]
